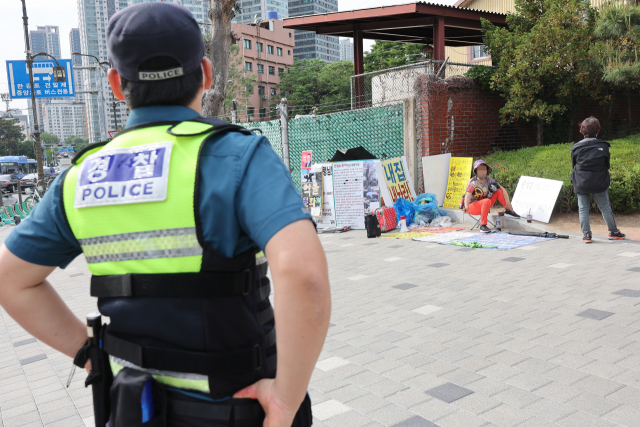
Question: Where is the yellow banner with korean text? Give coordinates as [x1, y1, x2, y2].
[443, 157, 473, 209]
[375, 156, 417, 206]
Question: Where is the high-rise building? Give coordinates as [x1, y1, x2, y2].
[69, 29, 82, 65]
[78, 0, 212, 143]
[30, 26, 61, 60]
[339, 38, 353, 62]
[77, 0, 130, 143]
[288, 0, 338, 62]
[43, 101, 89, 144]
[232, 1, 288, 25]
[28, 25, 63, 139]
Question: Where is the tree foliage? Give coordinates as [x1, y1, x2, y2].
[224, 44, 257, 120]
[277, 60, 353, 117]
[0, 118, 24, 147]
[66, 135, 90, 152]
[0, 118, 36, 157]
[482, 0, 598, 145]
[40, 132, 60, 146]
[591, 2, 640, 88]
[363, 41, 429, 73]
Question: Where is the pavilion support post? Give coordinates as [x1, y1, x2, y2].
[433, 17, 445, 61]
[432, 16, 446, 76]
[353, 27, 364, 108]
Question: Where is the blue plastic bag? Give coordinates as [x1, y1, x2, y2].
[413, 193, 447, 225]
[393, 198, 416, 226]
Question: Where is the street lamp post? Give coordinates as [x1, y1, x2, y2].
[20, 0, 67, 181]
[112, 100, 128, 132]
[1, 93, 10, 112]
[21, 0, 44, 181]
[72, 52, 110, 141]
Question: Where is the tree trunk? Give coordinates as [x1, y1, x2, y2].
[627, 88, 632, 131]
[567, 101, 575, 143]
[202, 0, 238, 119]
[537, 116, 544, 146]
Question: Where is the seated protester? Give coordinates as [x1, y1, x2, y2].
[461, 159, 520, 233]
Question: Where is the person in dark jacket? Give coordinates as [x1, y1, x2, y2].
[571, 116, 625, 243]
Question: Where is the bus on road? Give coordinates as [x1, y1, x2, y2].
[0, 156, 38, 178]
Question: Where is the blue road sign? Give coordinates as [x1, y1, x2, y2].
[5, 59, 76, 99]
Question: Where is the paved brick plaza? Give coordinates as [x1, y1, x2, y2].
[1, 225, 640, 426]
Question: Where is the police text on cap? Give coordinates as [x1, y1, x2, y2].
[138, 67, 184, 81]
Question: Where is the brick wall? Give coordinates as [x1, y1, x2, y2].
[418, 75, 534, 158]
[418, 75, 640, 158]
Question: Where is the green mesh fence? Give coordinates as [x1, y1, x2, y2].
[237, 119, 283, 158]
[238, 103, 404, 190]
[288, 103, 404, 190]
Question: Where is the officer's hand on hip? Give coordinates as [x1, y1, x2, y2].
[234, 378, 298, 427]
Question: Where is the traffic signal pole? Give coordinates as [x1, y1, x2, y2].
[21, 0, 45, 181]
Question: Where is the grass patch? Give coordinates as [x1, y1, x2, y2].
[484, 133, 640, 214]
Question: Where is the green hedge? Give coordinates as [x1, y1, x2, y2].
[483, 133, 640, 214]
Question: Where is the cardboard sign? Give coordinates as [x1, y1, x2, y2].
[511, 176, 563, 223]
[422, 153, 451, 207]
[375, 156, 416, 206]
[301, 164, 323, 218]
[442, 157, 472, 209]
[316, 163, 336, 229]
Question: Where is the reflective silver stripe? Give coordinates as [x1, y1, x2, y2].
[80, 227, 202, 264]
[78, 227, 197, 246]
[85, 247, 202, 264]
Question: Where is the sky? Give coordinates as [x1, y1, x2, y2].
[0, 0, 457, 111]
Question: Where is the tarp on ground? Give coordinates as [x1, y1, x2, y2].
[443, 231, 556, 250]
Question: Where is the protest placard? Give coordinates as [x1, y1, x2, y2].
[301, 164, 323, 218]
[333, 161, 365, 229]
[511, 176, 563, 223]
[442, 157, 473, 209]
[375, 156, 416, 206]
[316, 163, 336, 228]
[422, 153, 451, 207]
[301, 151, 312, 170]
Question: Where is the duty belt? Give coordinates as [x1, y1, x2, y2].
[103, 324, 275, 378]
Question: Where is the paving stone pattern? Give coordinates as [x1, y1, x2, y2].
[2, 227, 640, 426]
[312, 231, 640, 427]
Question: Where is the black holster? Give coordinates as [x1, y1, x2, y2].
[74, 324, 113, 427]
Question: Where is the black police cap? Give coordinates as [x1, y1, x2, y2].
[107, 2, 204, 82]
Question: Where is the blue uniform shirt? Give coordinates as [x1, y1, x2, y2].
[5, 105, 311, 351]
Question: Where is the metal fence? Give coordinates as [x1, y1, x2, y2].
[237, 102, 406, 191]
[350, 60, 477, 111]
[236, 119, 283, 158]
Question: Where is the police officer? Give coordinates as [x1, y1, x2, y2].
[0, 3, 330, 426]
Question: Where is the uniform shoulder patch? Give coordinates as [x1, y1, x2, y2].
[74, 141, 173, 209]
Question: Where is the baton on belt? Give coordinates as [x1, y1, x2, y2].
[72, 313, 113, 427]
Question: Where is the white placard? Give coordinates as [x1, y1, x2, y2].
[316, 163, 336, 229]
[510, 176, 563, 223]
[332, 161, 365, 229]
[421, 153, 451, 207]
